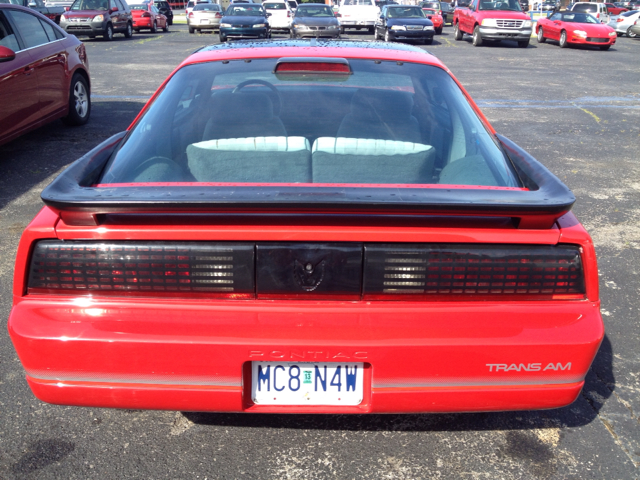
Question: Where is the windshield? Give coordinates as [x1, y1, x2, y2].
[100, 58, 520, 188]
[70, 0, 107, 10]
[225, 4, 264, 14]
[296, 5, 334, 16]
[388, 6, 425, 16]
[561, 12, 597, 21]
[478, 0, 522, 10]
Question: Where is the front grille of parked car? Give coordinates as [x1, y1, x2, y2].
[496, 19, 524, 28]
[406, 25, 423, 30]
[586, 37, 608, 42]
[28, 241, 586, 300]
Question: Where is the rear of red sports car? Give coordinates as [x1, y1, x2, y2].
[8, 41, 603, 414]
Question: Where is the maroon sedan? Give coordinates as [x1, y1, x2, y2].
[0, 4, 91, 147]
[605, 2, 628, 14]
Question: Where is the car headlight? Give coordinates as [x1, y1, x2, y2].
[390, 25, 406, 30]
[296, 25, 310, 29]
[573, 29, 587, 37]
[481, 18, 496, 26]
[252, 23, 266, 28]
[523, 20, 532, 27]
[60, 14, 67, 21]
[608, 30, 616, 36]
[93, 14, 104, 22]
[220, 22, 231, 27]
[423, 25, 435, 30]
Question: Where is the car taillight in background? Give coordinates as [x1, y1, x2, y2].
[215, 12, 222, 17]
[188, 11, 194, 17]
[27, 241, 586, 300]
[287, 10, 291, 16]
[617, 16, 624, 20]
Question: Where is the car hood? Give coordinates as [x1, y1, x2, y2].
[64, 10, 107, 17]
[293, 16, 339, 26]
[221, 15, 267, 24]
[386, 18, 434, 26]
[565, 22, 614, 33]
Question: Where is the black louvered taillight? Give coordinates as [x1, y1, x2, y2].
[28, 241, 254, 297]
[363, 244, 585, 299]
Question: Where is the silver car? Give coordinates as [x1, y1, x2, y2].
[613, 9, 640, 36]
[187, 2, 222, 32]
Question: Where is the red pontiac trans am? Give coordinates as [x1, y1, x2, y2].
[537, 11, 617, 49]
[8, 40, 603, 414]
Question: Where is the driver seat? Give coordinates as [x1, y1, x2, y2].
[202, 91, 287, 141]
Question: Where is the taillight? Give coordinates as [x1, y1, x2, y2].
[215, 12, 222, 17]
[188, 11, 194, 17]
[28, 241, 255, 298]
[287, 10, 291, 16]
[363, 244, 585, 299]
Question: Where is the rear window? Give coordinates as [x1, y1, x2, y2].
[99, 58, 520, 188]
[194, 4, 219, 10]
[572, 3, 597, 11]
[129, 4, 148, 10]
[264, 2, 286, 8]
[561, 12, 597, 21]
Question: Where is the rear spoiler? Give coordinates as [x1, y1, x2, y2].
[41, 132, 575, 229]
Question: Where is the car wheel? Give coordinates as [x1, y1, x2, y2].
[436, 27, 442, 34]
[124, 22, 133, 38]
[384, 28, 391, 42]
[518, 40, 529, 48]
[62, 73, 91, 126]
[340, 26, 345, 34]
[537, 26, 545, 43]
[627, 26, 637, 37]
[559, 29, 568, 47]
[599, 44, 611, 50]
[219, 34, 226, 42]
[424, 37, 433, 44]
[151, 21, 157, 33]
[168, 19, 173, 25]
[163, 22, 169, 32]
[103, 23, 113, 41]
[472, 25, 483, 46]
[453, 22, 462, 40]
[368, 26, 374, 33]
[189, 26, 195, 33]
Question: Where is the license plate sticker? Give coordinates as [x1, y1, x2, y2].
[251, 362, 364, 406]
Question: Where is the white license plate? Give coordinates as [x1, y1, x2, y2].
[251, 362, 364, 406]
[200, 19, 210, 24]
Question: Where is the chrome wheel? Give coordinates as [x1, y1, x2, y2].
[559, 30, 567, 47]
[537, 27, 545, 43]
[73, 80, 88, 119]
[628, 26, 637, 38]
[384, 28, 391, 41]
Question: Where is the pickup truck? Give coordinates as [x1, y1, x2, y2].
[338, 0, 380, 33]
[2, 0, 65, 22]
[453, 0, 532, 47]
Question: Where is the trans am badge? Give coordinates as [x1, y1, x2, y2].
[294, 260, 325, 291]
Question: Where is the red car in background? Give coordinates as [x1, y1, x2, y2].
[130, 1, 168, 32]
[0, 4, 90, 147]
[422, 7, 443, 33]
[537, 11, 616, 49]
[605, 2, 628, 14]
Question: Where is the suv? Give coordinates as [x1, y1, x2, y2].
[60, 0, 133, 40]
[153, 0, 172, 24]
[569, 2, 610, 22]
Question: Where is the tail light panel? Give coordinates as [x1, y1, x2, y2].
[26, 241, 586, 300]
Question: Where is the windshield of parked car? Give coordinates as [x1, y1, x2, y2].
[295, 5, 334, 16]
[70, 0, 107, 10]
[561, 12, 598, 21]
[478, 0, 522, 10]
[194, 4, 220, 10]
[225, 4, 264, 14]
[388, 6, 425, 16]
[100, 58, 520, 188]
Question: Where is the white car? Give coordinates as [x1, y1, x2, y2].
[263, 0, 293, 31]
[570, 2, 611, 23]
[612, 9, 640, 36]
[338, 0, 379, 33]
[186, 0, 214, 17]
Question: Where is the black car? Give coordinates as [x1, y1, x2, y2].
[219, 3, 270, 41]
[153, 0, 172, 24]
[374, 5, 435, 44]
[540, 0, 559, 10]
[518, 0, 529, 11]
[290, 3, 340, 38]
[440, 1, 453, 23]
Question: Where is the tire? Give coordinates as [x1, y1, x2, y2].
[189, 26, 195, 33]
[424, 37, 433, 44]
[168, 18, 173, 25]
[628, 26, 637, 38]
[384, 28, 391, 42]
[219, 34, 226, 42]
[436, 27, 442, 34]
[163, 22, 169, 32]
[453, 22, 462, 40]
[368, 26, 374, 33]
[559, 29, 568, 47]
[537, 26, 545, 43]
[340, 26, 345, 34]
[62, 73, 90, 126]
[600, 44, 611, 50]
[151, 21, 157, 33]
[472, 25, 482, 46]
[103, 23, 113, 41]
[518, 40, 529, 47]
[124, 22, 133, 38]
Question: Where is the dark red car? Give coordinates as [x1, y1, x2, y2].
[8, 41, 603, 414]
[605, 2, 628, 14]
[0, 4, 90, 147]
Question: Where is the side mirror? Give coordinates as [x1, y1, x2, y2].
[110, 6, 118, 12]
[0, 45, 16, 63]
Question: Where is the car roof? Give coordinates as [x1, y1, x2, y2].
[184, 40, 445, 70]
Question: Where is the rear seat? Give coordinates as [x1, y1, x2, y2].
[187, 136, 312, 183]
[311, 137, 436, 184]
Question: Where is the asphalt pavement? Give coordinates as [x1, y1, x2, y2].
[0, 24, 639, 479]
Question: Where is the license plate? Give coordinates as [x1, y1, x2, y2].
[251, 362, 364, 406]
[200, 19, 210, 23]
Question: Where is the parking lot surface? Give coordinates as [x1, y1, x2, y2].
[0, 24, 639, 479]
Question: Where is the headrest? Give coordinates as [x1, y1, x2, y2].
[210, 92, 274, 121]
[312, 137, 432, 156]
[191, 136, 310, 152]
[349, 89, 414, 121]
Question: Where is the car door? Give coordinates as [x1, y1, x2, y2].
[151, 5, 164, 26]
[546, 11, 561, 38]
[0, 9, 45, 143]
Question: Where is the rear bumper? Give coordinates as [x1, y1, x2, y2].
[9, 297, 603, 413]
[478, 26, 532, 40]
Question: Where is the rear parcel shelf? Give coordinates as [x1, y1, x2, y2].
[41, 132, 575, 229]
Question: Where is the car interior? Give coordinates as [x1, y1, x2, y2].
[100, 59, 520, 188]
